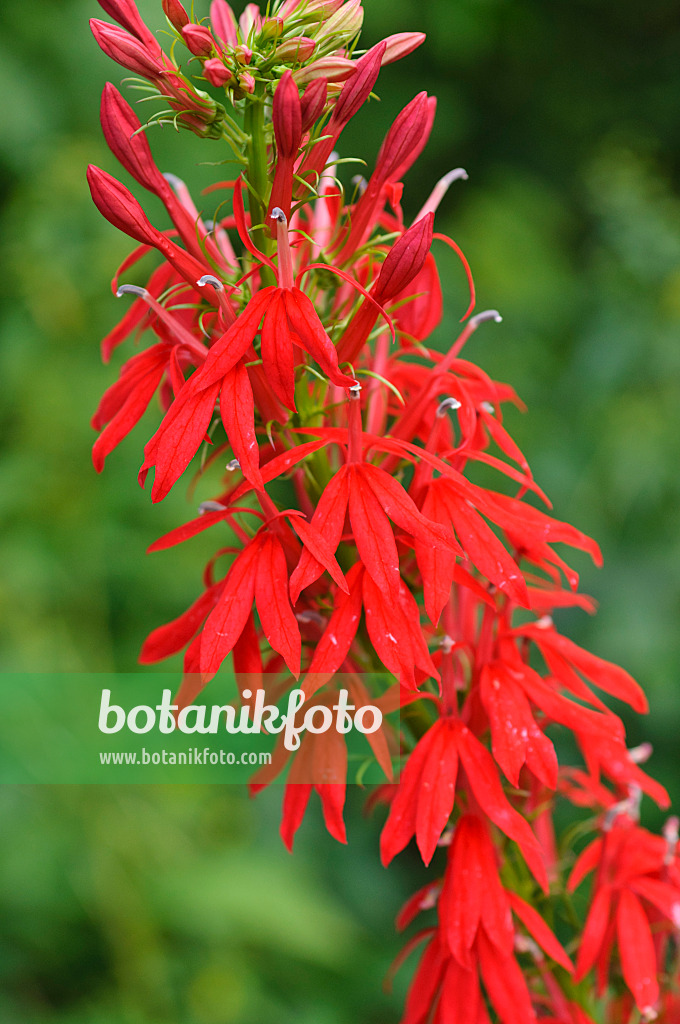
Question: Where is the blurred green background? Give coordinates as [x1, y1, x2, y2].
[1, 0, 679, 1020]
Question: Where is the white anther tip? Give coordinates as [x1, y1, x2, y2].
[116, 284, 147, 298]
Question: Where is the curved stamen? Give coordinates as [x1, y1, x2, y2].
[436, 397, 462, 418]
[469, 309, 502, 329]
[196, 274, 237, 326]
[415, 168, 468, 222]
[271, 207, 295, 290]
[116, 283, 207, 360]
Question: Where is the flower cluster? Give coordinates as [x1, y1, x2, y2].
[89, 2, 680, 1021]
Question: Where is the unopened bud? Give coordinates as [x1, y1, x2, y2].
[204, 58, 232, 87]
[298, 0, 344, 18]
[90, 19, 162, 78]
[376, 92, 429, 182]
[329, 42, 386, 127]
[210, 0, 238, 47]
[316, 0, 363, 49]
[162, 0, 189, 31]
[373, 213, 434, 303]
[300, 77, 328, 132]
[380, 31, 426, 66]
[277, 35, 316, 63]
[181, 23, 215, 56]
[239, 71, 256, 94]
[260, 16, 284, 41]
[273, 71, 302, 159]
[235, 44, 253, 64]
[293, 54, 355, 84]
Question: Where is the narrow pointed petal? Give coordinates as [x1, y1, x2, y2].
[348, 465, 401, 598]
[255, 535, 301, 677]
[260, 291, 297, 409]
[200, 538, 262, 680]
[290, 467, 349, 601]
[139, 582, 222, 663]
[219, 362, 263, 490]
[145, 381, 221, 502]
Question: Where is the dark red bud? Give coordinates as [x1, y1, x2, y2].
[87, 165, 159, 246]
[273, 71, 302, 159]
[162, 0, 190, 31]
[373, 214, 434, 303]
[329, 41, 386, 129]
[203, 58, 232, 87]
[96, 0, 161, 53]
[100, 84, 166, 193]
[181, 23, 216, 56]
[375, 91, 428, 181]
[90, 19, 161, 77]
[300, 78, 328, 133]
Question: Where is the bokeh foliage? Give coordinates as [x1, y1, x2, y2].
[0, 0, 679, 1020]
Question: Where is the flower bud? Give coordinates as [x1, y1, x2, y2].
[181, 23, 216, 57]
[210, 0, 238, 46]
[90, 19, 162, 77]
[300, 77, 328, 132]
[239, 3, 261, 39]
[379, 31, 426, 66]
[373, 214, 434, 303]
[273, 71, 303, 159]
[329, 41, 385, 127]
[277, 35, 316, 63]
[235, 45, 253, 64]
[162, 0, 189, 31]
[260, 17, 284, 41]
[315, 0, 363, 50]
[302, 0, 345, 21]
[100, 83, 165, 193]
[87, 164, 159, 246]
[239, 72, 256, 94]
[204, 58, 233, 87]
[293, 55, 355, 84]
[97, 0, 161, 54]
[375, 91, 428, 181]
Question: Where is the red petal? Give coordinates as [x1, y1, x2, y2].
[574, 884, 612, 981]
[348, 465, 401, 597]
[304, 565, 364, 688]
[456, 723, 548, 891]
[380, 722, 446, 866]
[414, 722, 459, 866]
[138, 582, 222, 664]
[438, 486, 528, 607]
[200, 538, 262, 680]
[219, 361, 263, 490]
[255, 535, 301, 677]
[197, 287, 275, 390]
[289, 467, 349, 602]
[617, 889, 659, 1013]
[145, 381, 220, 502]
[283, 289, 356, 389]
[508, 892, 574, 972]
[477, 931, 537, 1024]
[261, 290, 297, 410]
[287, 516, 348, 594]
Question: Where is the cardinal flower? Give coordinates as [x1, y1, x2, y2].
[139, 190, 357, 501]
